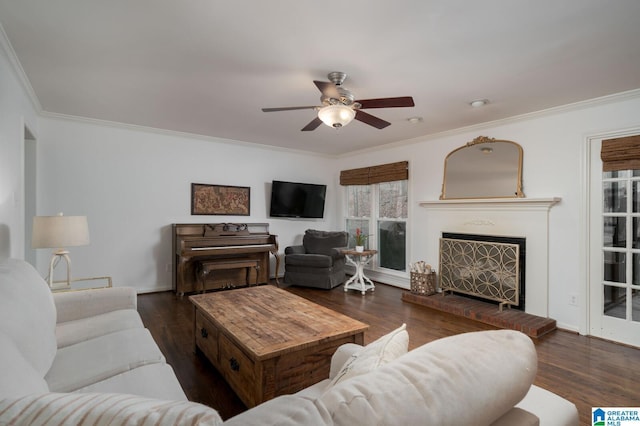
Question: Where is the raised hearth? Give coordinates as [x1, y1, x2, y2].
[402, 292, 556, 338]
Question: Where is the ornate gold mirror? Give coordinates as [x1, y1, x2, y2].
[440, 136, 524, 199]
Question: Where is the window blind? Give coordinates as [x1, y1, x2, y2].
[601, 135, 640, 172]
[340, 161, 408, 185]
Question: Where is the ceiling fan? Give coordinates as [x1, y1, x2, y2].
[262, 72, 415, 131]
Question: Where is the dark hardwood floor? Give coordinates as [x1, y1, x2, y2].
[138, 282, 640, 425]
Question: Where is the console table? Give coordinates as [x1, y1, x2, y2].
[50, 276, 112, 293]
[342, 249, 377, 295]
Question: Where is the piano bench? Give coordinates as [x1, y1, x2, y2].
[197, 259, 260, 293]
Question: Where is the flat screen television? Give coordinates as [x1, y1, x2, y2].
[269, 180, 327, 219]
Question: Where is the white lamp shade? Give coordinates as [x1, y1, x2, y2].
[318, 105, 356, 128]
[32, 215, 90, 249]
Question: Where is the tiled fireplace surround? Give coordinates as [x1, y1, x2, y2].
[419, 198, 560, 318]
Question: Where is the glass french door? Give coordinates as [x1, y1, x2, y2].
[589, 139, 640, 347]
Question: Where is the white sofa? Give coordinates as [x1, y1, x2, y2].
[0, 258, 223, 424]
[225, 326, 580, 426]
[0, 258, 578, 425]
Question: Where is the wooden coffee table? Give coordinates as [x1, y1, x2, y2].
[189, 285, 368, 407]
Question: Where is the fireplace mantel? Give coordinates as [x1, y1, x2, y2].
[418, 197, 561, 318]
[419, 197, 561, 211]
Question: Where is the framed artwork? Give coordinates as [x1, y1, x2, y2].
[191, 183, 250, 216]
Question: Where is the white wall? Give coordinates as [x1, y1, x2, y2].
[336, 93, 640, 332]
[37, 117, 340, 292]
[0, 34, 39, 259]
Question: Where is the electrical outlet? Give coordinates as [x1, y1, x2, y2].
[569, 293, 578, 306]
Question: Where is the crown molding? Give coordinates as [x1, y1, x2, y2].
[341, 88, 640, 158]
[40, 110, 338, 159]
[0, 23, 42, 113]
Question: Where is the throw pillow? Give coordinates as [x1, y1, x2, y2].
[330, 323, 408, 386]
[0, 392, 223, 426]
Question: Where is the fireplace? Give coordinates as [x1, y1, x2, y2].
[418, 197, 560, 317]
[440, 233, 526, 311]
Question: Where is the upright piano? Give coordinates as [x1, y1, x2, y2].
[172, 223, 280, 295]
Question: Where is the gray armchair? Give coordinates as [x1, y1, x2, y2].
[284, 229, 348, 289]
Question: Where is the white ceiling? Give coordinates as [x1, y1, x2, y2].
[1, 1, 639, 156]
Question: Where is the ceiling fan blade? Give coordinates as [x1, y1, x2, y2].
[313, 80, 340, 99]
[262, 106, 317, 112]
[301, 117, 323, 131]
[356, 96, 415, 109]
[355, 110, 391, 129]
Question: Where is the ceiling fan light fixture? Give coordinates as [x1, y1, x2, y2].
[318, 104, 355, 128]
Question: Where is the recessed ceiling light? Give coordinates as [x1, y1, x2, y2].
[407, 116, 423, 124]
[480, 147, 493, 154]
[470, 99, 489, 108]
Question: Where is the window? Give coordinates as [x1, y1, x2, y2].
[345, 185, 371, 247]
[345, 179, 408, 272]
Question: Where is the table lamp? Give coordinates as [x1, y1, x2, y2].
[32, 213, 90, 289]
